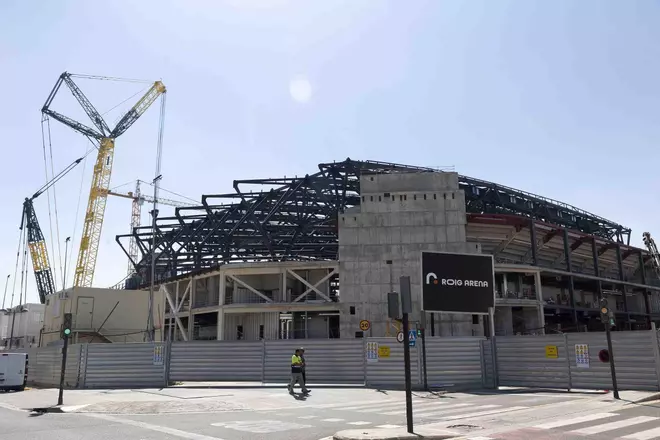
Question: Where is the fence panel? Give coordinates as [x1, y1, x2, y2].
[424, 337, 485, 390]
[366, 337, 419, 388]
[11, 345, 82, 388]
[496, 335, 569, 389]
[84, 343, 166, 389]
[169, 341, 264, 382]
[567, 331, 659, 391]
[482, 339, 496, 388]
[264, 339, 365, 384]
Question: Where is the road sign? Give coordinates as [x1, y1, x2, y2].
[396, 331, 405, 343]
[366, 341, 379, 363]
[408, 329, 417, 347]
[359, 320, 371, 331]
[421, 251, 495, 314]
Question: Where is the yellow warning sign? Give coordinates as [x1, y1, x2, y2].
[378, 346, 391, 358]
[545, 345, 558, 359]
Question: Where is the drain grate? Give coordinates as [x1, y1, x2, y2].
[446, 424, 482, 430]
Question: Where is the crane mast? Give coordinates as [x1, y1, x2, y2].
[107, 182, 195, 275]
[642, 232, 660, 279]
[42, 72, 166, 288]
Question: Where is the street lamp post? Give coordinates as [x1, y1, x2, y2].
[1, 274, 9, 309]
[63, 237, 71, 291]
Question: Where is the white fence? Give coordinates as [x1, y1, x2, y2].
[6, 329, 660, 391]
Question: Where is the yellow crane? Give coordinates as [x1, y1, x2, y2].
[107, 180, 196, 275]
[42, 72, 166, 288]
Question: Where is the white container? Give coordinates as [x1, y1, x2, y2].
[0, 353, 28, 391]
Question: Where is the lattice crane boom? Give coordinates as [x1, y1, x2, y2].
[21, 157, 84, 303]
[42, 72, 166, 288]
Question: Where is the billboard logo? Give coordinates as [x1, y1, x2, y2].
[425, 272, 438, 284]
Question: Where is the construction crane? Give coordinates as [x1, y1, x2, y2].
[21, 157, 84, 303]
[42, 72, 166, 288]
[642, 232, 660, 279]
[107, 180, 196, 274]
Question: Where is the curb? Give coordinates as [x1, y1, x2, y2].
[332, 428, 457, 440]
[171, 384, 367, 390]
[632, 393, 660, 404]
[31, 406, 64, 414]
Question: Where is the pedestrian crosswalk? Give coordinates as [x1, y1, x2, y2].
[461, 411, 660, 440]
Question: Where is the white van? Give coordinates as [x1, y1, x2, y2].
[0, 353, 28, 392]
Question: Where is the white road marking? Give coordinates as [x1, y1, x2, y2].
[340, 401, 404, 411]
[210, 420, 312, 433]
[356, 401, 443, 413]
[465, 437, 494, 440]
[534, 412, 619, 429]
[85, 413, 225, 440]
[321, 418, 345, 422]
[0, 402, 26, 412]
[419, 405, 501, 419]
[441, 406, 528, 420]
[383, 403, 474, 416]
[298, 415, 318, 419]
[571, 416, 659, 435]
[348, 421, 372, 426]
[622, 426, 660, 440]
[375, 424, 403, 429]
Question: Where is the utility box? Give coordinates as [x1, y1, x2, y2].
[0, 353, 28, 391]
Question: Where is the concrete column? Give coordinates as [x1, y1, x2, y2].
[188, 278, 195, 340]
[502, 273, 508, 297]
[281, 270, 287, 302]
[534, 271, 546, 334]
[217, 274, 226, 341]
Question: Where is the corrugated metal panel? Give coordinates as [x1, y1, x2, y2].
[482, 339, 496, 388]
[424, 337, 484, 389]
[567, 331, 660, 391]
[169, 341, 263, 381]
[496, 335, 569, 388]
[264, 339, 365, 384]
[19, 345, 81, 388]
[84, 343, 165, 389]
[366, 337, 419, 388]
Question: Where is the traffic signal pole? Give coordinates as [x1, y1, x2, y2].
[58, 313, 72, 406]
[400, 276, 414, 433]
[600, 299, 619, 400]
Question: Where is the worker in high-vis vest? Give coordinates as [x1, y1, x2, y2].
[288, 348, 310, 395]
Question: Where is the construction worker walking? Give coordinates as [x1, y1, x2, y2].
[288, 348, 310, 395]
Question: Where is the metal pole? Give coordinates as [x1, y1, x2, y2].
[1, 275, 9, 309]
[420, 313, 428, 391]
[8, 306, 17, 349]
[402, 311, 414, 433]
[57, 333, 69, 406]
[605, 324, 620, 399]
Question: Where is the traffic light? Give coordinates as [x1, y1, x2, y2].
[600, 298, 616, 328]
[61, 313, 72, 339]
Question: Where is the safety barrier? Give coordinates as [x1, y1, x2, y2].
[4, 329, 659, 391]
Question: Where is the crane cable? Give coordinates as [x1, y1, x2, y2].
[66, 142, 92, 289]
[40, 116, 59, 291]
[46, 117, 65, 290]
[8, 224, 24, 309]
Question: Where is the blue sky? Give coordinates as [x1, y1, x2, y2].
[1, 0, 659, 304]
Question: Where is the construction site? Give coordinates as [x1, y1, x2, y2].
[2, 72, 660, 349]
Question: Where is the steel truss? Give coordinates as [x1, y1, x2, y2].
[117, 159, 631, 285]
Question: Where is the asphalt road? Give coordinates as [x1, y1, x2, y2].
[1, 388, 659, 440]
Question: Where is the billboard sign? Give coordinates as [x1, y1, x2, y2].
[421, 251, 495, 314]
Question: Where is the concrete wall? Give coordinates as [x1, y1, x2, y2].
[42, 287, 164, 346]
[338, 171, 480, 338]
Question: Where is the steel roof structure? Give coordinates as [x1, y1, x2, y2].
[117, 159, 631, 283]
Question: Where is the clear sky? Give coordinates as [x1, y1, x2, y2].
[1, 0, 659, 305]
